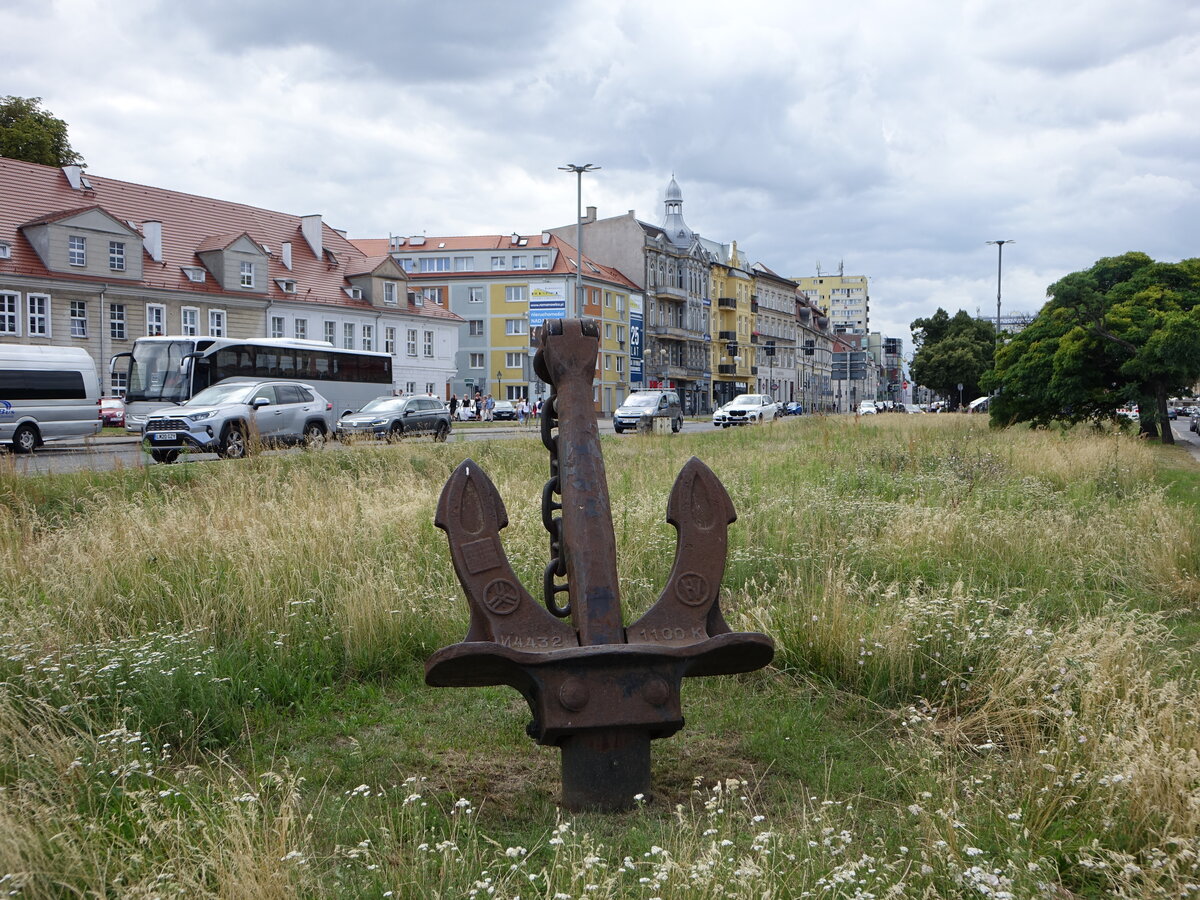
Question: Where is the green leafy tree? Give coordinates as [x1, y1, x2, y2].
[986, 252, 1200, 443]
[909, 309, 996, 408]
[0, 96, 83, 167]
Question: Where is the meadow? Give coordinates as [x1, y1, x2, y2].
[1, 415, 1198, 898]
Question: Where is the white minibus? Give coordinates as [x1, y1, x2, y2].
[0, 344, 102, 452]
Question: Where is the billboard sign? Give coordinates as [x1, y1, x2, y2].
[529, 282, 568, 329]
[629, 293, 644, 385]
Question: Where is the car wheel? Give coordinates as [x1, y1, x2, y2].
[219, 424, 247, 459]
[303, 422, 326, 450]
[11, 424, 38, 453]
[151, 449, 180, 464]
[672, 417, 681, 433]
[388, 422, 404, 442]
[434, 421, 449, 442]
[614, 424, 624, 433]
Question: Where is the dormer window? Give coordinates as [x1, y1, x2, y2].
[109, 241, 125, 271]
[384, 282, 398, 306]
[347, 286, 363, 300]
[68, 235, 86, 266]
[240, 261, 254, 288]
[0, 241, 11, 260]
[182, 266, 206, 283]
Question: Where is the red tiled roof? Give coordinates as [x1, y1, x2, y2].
[350, 233, 641, 292]
[0, 157, 460, 323]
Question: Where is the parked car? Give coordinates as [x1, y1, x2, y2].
[713, 394, 780, 427]
[336, 395, 451, 442]
[141, 379, 335, 463]
[99, 397, 126, 428]
[857, 400, 878, 415]
[492, 400, 517, 421]
[904, 404, 925, 414]
[613, 390, 684, 433]
[782, 401, 804, 416]
[1191, 409, 1199, 433]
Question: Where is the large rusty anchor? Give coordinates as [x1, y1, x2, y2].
[425, 318, 773, 811]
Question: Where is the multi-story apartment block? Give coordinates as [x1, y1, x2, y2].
[548, 177, 714, 414]
[0, 158, 460, 396]
[749, 263, 798, 403]
[352, 233, 637, 412]
[794, 271, 870, 335]
[706, 240, 756, 408]
[796, 295, 835, 412]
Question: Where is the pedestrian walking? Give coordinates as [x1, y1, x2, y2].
[449, 394, 458, 419]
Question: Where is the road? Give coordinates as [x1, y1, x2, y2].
[1, 418, 723, 476]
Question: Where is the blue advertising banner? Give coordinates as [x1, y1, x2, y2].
[529, 283, 567, 328]
[629, 294, 644, 385]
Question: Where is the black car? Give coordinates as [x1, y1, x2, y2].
[336, 396, 451, 442]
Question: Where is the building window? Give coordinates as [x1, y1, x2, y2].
[362, 325, 374, 351]
[533, 255, 549, 269]
[491, 256, 506, 270]
[454, 257, 474, 272]
[604, 354, 611, 371]
[505, 285, 527, 303]
[469, 352, 485, 368]
[604, 323, 612, 339]
[271, 316, 285, 338]
[68, 235, 86, 266]
[146, 304, 166, 336]
[182, 307, 199, 336]
[604, 291, 613, 308]
[294, 318, 308, 340]
[28, 294, 49, 336]
[406, 328, 417, 356]
[617, 355, 624, 374]
[0, 293, 18, 336]
[505, 318, 526, 336]
[397, 258, 414, 273]
[240, 261, 254, 288]
[512, 255, 527, 269]
[70, 300, 87, 337]
[109, 241, 125, 271]
[110, 370, 127, 398]
[208, 309, 225, 336]
[505, 351, 523, 368]
[423, 330, 434, 357]
[469, 319, 484, 336]
[110, 303, 126, 340]
[469, 286, 484, 303]
[426, 382, 435, 395]
[343, 323, 355, 349]
[384, 281, 398, 306]
[324, 321, 336, 344]
[422, 287, 442, 305]
[384, 326, 396, 354]
[406, 381, 416, 395]
[419, 257, 450, 273]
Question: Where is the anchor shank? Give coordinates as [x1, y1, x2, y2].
[542, 320, 624, 645]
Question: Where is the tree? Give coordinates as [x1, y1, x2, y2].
[986, 253, 1200, 443]
[0, 96, 83, 167]
[909, 308, 996, 408]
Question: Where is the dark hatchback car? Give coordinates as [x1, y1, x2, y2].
[336, 395, 451, 442]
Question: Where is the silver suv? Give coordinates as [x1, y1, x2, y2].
[141, 378, 334, 463]
[612, 390, 684, 433]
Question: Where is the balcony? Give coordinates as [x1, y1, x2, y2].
[718, 364, 736, 375]
[717, 297, 737, 309]
[717, 330, 737, 342]
[750, 333, 760, 344]
[654, 283, 688, 302]
[647, 324, 690, 341]
[750, 300, 759, 313]
[750, 366, 758, 375]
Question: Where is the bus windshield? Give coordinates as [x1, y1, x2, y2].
[124, 340, 195, 405]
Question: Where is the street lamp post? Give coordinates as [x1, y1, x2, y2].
[559, 163, 601, 318]
[497, 370, 502, 402]
[986, 239, 1014, 347]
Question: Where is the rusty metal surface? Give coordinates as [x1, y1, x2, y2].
[426, 317, 773, 811]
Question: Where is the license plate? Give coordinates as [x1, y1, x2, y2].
[153, 432, 176, 441]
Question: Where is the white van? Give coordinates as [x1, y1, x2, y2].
[0, 345, 101, 452]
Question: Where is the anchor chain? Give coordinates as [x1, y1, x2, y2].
[539, 346, 570, 618]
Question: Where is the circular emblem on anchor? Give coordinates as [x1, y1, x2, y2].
[675, 572, 709, 607]
[483, 579, 521, 615]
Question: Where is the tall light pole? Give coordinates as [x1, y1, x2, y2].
[986, 239, 1014, 347]
[559, 163, 600, 318]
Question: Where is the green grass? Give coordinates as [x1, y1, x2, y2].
[0, 416, 1197, 897]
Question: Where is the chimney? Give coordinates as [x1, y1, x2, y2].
[281, 241, 292, 270]
[300, 214, 322, 260]
[585, 206, 596, 223]
[62, 165, 84, 190]
[142, 221, 163, 262]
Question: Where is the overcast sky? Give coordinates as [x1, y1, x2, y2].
[6, 0, 1198, 352]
